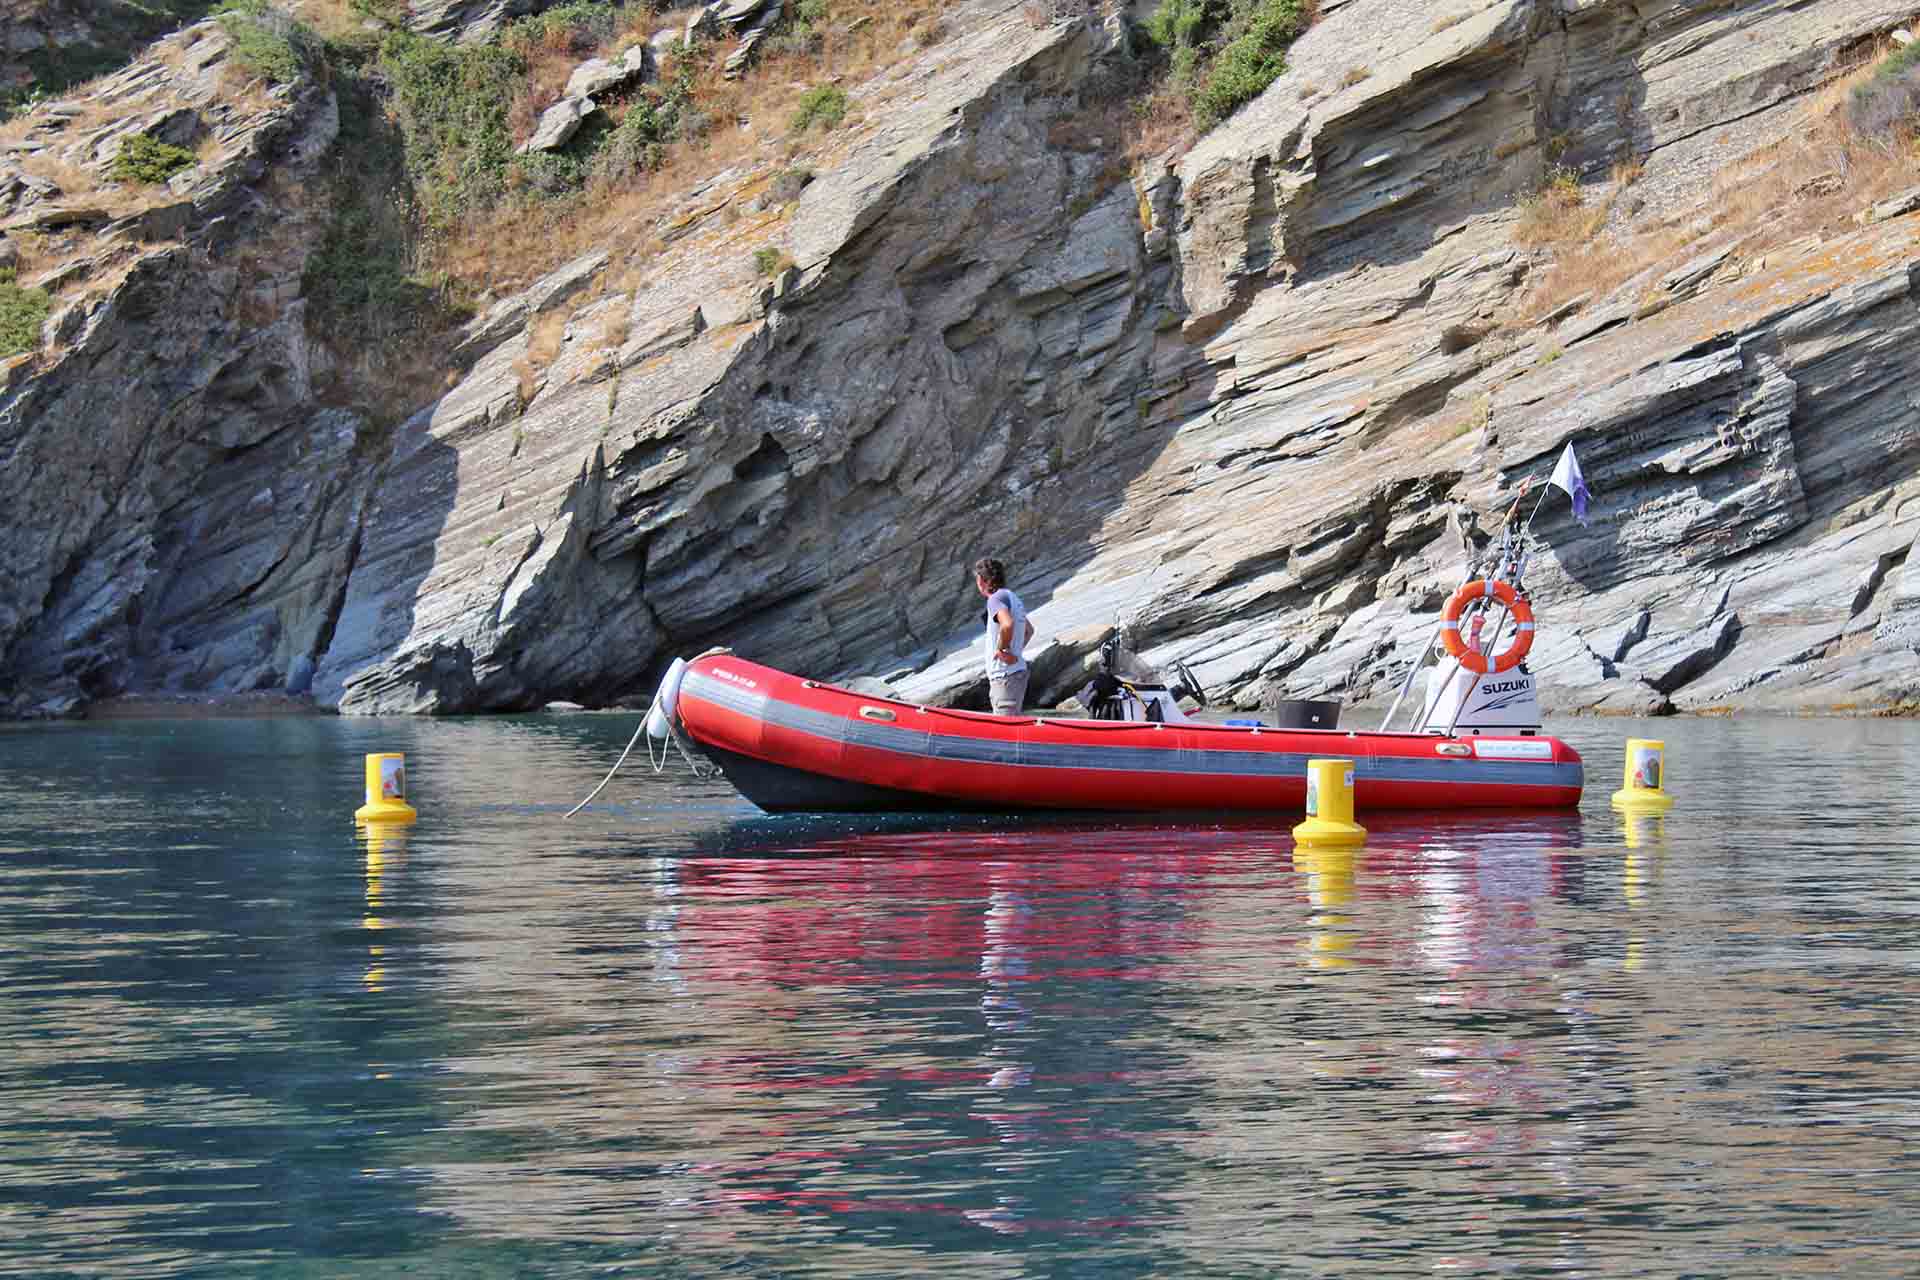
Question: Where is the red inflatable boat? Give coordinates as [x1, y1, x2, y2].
[658, 653, 1583, 814]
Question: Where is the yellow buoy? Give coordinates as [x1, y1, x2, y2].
[1610, 737, 1674, 811]
[354, 752, 418, 824]
[1292, 757, 1366, 846]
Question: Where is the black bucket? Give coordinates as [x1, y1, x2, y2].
[1264, 698, 1341, 730]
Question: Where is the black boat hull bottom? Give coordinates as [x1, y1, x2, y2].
[700, 743, 1001, 814]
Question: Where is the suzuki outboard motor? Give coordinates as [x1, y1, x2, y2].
[1420, 662, 1543, 734]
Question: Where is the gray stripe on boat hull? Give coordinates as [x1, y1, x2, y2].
[682, 671, 1582, 792]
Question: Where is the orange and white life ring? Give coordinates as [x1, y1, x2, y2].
[1440, 579, 1535, 675]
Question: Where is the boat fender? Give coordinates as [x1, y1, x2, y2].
[644, 657, 689, 741]
[1440, 579, 1536, 675]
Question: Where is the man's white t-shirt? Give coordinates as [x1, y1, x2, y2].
[982, 587, 1028, 677]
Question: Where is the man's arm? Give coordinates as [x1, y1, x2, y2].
[993, 606, 1015, 659]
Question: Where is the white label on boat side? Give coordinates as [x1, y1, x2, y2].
[711, 667, 758, 690]
[1472, 739, 1555, 761]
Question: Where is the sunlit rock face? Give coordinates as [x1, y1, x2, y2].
[6, 0, 1920, 718]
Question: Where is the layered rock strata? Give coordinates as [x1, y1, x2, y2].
[0, 21, 363, 717]
[5, 0, 1920, 720]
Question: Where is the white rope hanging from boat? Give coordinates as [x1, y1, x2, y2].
[564, 718, 647, 818]
[564, 708, 711, 818]
[646, 721, 709, 777]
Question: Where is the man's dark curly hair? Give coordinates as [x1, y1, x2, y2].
[973, 557, 1006, 591]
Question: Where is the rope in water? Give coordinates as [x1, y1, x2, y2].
[564, 717, 648, 818]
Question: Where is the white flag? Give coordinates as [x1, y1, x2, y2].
[1549, 442, 1591, 525]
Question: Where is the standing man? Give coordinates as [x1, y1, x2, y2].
[975, 556, 1035, 715]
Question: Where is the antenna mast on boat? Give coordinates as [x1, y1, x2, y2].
[1377, 483, 1537, 736]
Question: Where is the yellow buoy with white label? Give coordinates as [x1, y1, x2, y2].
[1610, 737, 1674, 811]
[1292, 757, 1366, 846]
[354, 752, 417, 824]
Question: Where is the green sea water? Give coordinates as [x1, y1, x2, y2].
[3, 712, 1919, 1276]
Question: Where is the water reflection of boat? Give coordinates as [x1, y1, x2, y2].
[648, 654, 1584, 815]
[417, 814, 1617, 1244]
[674, 812, 1593, 980]
[680, 809, 1585, 861]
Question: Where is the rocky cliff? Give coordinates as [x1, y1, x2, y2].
[5, 0, 1920, 719]
[1, 19, 361, 717]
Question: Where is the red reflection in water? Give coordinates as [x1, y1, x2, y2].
[680, 827, 1303, 988]
[673, 816, 1591, 987]
[658, 815, 1589, 1238]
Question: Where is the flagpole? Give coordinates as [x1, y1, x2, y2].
[1528, 440, 1581, 537]
[1522, 481, 1550, 535]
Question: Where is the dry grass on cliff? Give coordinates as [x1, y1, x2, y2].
[430, 2, 1229, 296]
[0, 231, 52, 280]
[1515, 179, 1679, 321]
[1, 99, 177, 226]
[429, 0, 935, 297]
[1060, 78, 1197, 172]
[1512, 168, 1608, 248]
[1703, 70, 1914, 239]
[1516, 53, 1915, 322]
[513, 309, 570, 407]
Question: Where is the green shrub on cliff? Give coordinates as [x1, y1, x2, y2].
[599, 73, 693, 176]
[302, 62, 439, 348]
[503, 2, 620, 55]
[1850, 39, 1920, 141]
[348, 0, 407, 27]
[377, 31, 524, 229]
[360, 13, 711, 228]
[0, 87, 45, 126]
[216, 0, 317, 84]
[300, 38, 469, 424]
[1870, 37, 1920, 83]
[0, 270, 51, 357]
[1194, 0, 1305, 126]
[1142, 0, 1308, 129]
[111, 133, 197, 184]
[1145, 0, 1209, 47]
[1145, 0, 1209, 83]
[790, 85, 849, 133]
[769, 0, 832, 55]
